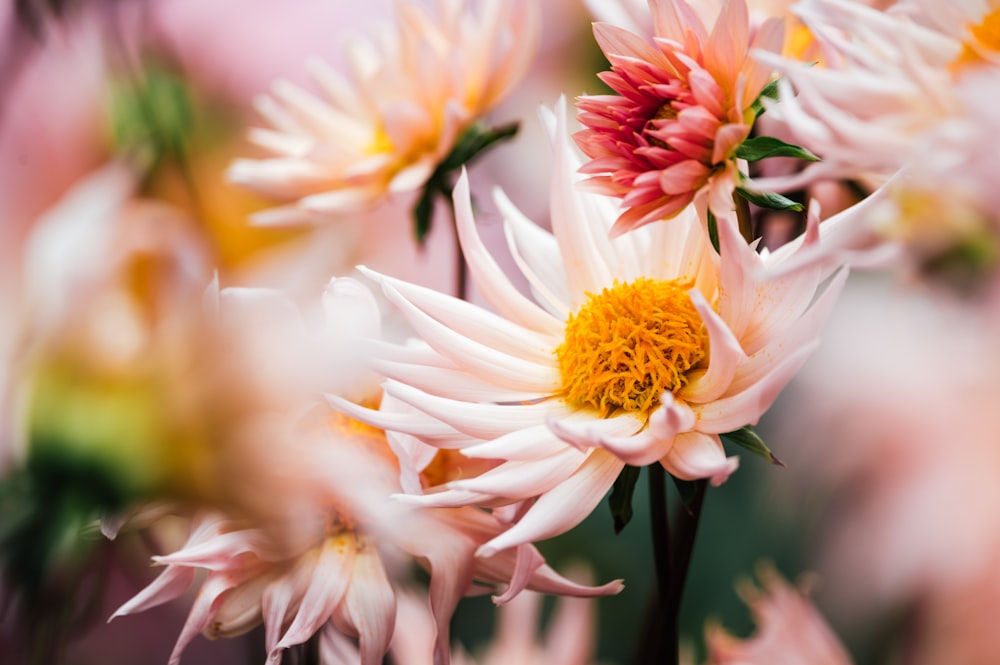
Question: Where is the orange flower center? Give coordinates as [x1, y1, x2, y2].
[555, 278, 708, 418]
[953, 7, 1000, 70]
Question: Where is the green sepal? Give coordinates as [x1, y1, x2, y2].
[706, 209, 721, 254]
[720, 425, 785, 467]
[671, 476, 701, 515]
[608, 464, 642, 534]
[108, 63, 194, 168]
[736, 186, 804, 212]
[412, 185, 437, 245]
[750, 78, 781, 118]
[411, 121, 520, 244]
[735, 135, 819, 162]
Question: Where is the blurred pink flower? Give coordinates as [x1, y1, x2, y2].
[327, 99, 844, 556]
[752, 0, 995, 193]
[325, 573, 601, 665]
[227, 0, 540, 225]
[770, 274, 1000, 658]
[574, 0, 784, 235]
[706, 565, 852, 665]
[110, 411, 620, 665]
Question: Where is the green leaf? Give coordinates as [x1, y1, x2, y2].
[608, 465, 642, 534]
[735, 135, 819, 162]
[736, 186, 804, 212]
[720, 426, 785, 467]
[750, 77, 782, 118]
[706, 209, 720, 254]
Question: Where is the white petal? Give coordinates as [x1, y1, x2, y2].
[548, 97, 614, 302]
[476, 449, 624, 556]
[495, 186, 572, 317]
[358, 265, 558, 366]
[679, 289, 746, 404]
[461, 423, 577, 461]
[453, 171, 564, 337]
[325, 393, 474, 448]
[593, 395, 696, 466]
[384, 380, 568, 440]
[447, 448, 587, 499]
[376, 281, 560, 393]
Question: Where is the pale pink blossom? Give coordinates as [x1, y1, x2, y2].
[752, 0, 998, 193]
[758, 63, 1000, 292]
[327, 99, 844, 556]
[706, 565, 852, 665]
[574, 0, 784, 235]
[324, 576, 600, 665]
[110, 417, 620, 665]
[227, 0, 540, 226]
[768, 274, 1000, 658]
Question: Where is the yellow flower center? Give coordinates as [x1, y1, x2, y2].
[953, 7, 1000, 70]
[556, 277, 708, 418]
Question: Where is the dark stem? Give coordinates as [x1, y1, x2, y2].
[664, 478, 708, 653]
[635, 464, 672, 664]
[733, 191, 754, 244]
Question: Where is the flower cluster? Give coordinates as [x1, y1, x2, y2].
[6, 0, 1000, 663]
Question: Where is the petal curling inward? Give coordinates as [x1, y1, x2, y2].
[692, 341, 820, 434]
[662, 431, 738, 486]
[591, 394, 697, 467]
[679, 289, 746, 404]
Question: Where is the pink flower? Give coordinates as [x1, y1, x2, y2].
[324, 574, 601, 665]
[705, 565, 852, 665]
[752, 0, 991, 193]
[327, 99, 844, 556]
[768, 275, 1000, 655]
[227, 0, 540, 225]
[574, 0, 784, 235]
[110, 413, 620, 665]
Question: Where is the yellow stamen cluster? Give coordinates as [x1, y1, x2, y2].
[556, 277, 708, 418]
[953, 7, 1000, 70]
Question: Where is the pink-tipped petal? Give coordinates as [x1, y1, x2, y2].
[270, 534, 357, 661]
[680, 289, 747, 403]
[334, 545, 396, 665]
